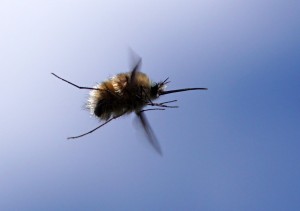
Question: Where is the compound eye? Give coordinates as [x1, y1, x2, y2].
[150, 84, 159, 97]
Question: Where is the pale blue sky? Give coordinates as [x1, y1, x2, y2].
[0, 0, 299, 210]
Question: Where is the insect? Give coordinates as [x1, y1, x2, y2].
[52, 54, 207, 155]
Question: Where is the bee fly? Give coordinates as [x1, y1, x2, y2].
[52, 54, 207, 155]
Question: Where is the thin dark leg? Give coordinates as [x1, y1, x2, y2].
[140, 108, 165, 113]
[67, 113, 124, 139]
[51, 73, 100, 91]
[147, 100, 178, 108]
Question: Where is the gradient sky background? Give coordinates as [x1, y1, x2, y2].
[1, 0, 300, 210]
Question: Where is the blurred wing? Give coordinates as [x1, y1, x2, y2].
[128, 48, 142, 86]
[130, 58, 142, 85]
[136, 112, 163, 155]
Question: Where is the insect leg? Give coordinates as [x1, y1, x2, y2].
[51, 73, 100, 91]
[67, 113, 125, 139]
[147, 100, 179, 108]
[139, 108, 165, 113]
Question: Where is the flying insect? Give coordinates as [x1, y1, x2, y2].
[52, 54, 207, 155]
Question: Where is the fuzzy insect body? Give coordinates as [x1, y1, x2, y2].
[52, 54, 207, 155]
[87, 71, 163, 121]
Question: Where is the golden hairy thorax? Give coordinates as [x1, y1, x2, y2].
[87, 72, 154, 120]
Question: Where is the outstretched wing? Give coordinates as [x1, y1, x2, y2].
[129, 49, 162, 155]
[136, 112, 162, 155]
[130, 58, 142, 85]
[128, 48, 142, 86]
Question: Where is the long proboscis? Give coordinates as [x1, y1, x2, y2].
[160, 87, 208, 95]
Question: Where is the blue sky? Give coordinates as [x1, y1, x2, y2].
[0, 0, 299, 210]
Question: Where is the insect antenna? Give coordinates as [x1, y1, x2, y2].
[160, 87, 208, 95]
[51, 73, 100, 91]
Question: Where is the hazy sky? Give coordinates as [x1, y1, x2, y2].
[1, 0, 299, 210]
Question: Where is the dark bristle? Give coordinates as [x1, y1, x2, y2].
[162, 77, 170, 85]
